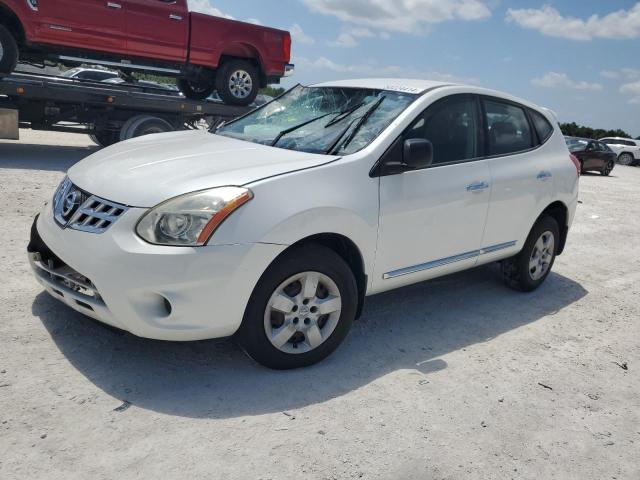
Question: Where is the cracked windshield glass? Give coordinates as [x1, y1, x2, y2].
[216, 85, 417, 155]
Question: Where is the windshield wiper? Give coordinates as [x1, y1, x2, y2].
[271, 112, 333, 147]
[326, 96, 386, 154]
[324, 102, 365, 128]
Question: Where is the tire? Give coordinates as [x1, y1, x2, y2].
[502, 216, 560, 292]
[119, 115, 173, 141]
[579, 160, 585, 175]
[236, 244, 358, 370]
[617, 153, 634, 166]
[601, 160, 614, 176]
[90, 130, 119, 147]
[215, 59, 259, 106]
[177, 77, 216, 101]
[0, 24, 19, 75]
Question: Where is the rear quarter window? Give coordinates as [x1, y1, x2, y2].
[483, 99, 534, 156]
[529, 109, 554, 143]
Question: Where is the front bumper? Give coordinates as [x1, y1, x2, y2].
[28, 204, 286, 341]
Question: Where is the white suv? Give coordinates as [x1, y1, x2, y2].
[28, 79, 579, 369]
[600, 137, 640, 166]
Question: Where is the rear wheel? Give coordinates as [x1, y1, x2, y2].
[215, 59, 259, 106]
[177, 77, 216, 101]
[0, 24, 18, 75]
[601, 160, 614, 176]
[90, 130, 119, 147]
[236, 244, 358, 369]
[618, 153, 634, 166]
[119, 115, 174, 141]
[502, 216, 559, 292]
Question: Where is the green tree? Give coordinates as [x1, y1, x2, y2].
[559, 122, 632, 139]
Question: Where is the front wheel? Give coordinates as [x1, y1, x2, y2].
[177, 77, 216, 101]
[215, 59, 259, 106]
[236, 244, 358, 369]
[502, 216, 559, 292]
[617, 153, 635, 166]
[0, 24, 19, 75]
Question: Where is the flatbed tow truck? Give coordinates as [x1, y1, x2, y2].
[0, 70, 252, 146]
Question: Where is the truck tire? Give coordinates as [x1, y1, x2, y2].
[215, 59, 259, 106]
[120, 115, 174, 141]
[90, 131, 119, 147]
[0, 24, 19, 75]
[177, 77, 216, 101]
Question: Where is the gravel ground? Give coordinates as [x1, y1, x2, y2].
[1, 130, 639, 480]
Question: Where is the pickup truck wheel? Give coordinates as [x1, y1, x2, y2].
[177, 78, 216, 101]
[0, 25, 19, 75]
[236, 244, 358, 370]
[502, 216, 559, 292]
[216, 59, 259, 106]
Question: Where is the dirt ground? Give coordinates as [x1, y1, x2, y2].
[1, 130, 638, 480]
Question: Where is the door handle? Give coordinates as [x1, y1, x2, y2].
[169, 14, 183, 20]
[466, 181, 490, 192]
[537, 171, 552, 180]
[107, 2, 122, 8]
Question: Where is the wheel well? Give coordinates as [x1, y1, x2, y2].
[0, 4, 26, 44]
[289, 234, 367, 319]
[540, 201, 569, 255]
[219, 46, 265, 87]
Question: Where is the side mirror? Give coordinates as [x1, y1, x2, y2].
[403, 138, 433, 170]
[586, 144, 595, 152]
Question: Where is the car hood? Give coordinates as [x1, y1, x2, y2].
[68, 130, 339, 207]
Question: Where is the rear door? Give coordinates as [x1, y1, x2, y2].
[479, 98, 554, 260]
[32, 0, 127, 54]
[125, 0, 189, 63]
[373, 94, 491, 291]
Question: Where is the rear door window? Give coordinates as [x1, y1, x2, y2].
[483, 99, 534, 156]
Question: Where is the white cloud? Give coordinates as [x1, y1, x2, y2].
[290, 23, 315, 45]
[600, 68, 640, 80]
[328, 33, 359, 48]
[296, 56, 479, 84]
[620, 80, 640, 104]
[506, 4, 640, 41]
[303, 0, 491, 33]
[187, 0, 234, 19]
[531, 72, 602, 91]
[245, 18, 263, 26]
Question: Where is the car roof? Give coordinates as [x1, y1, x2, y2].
[600, 137, 635, 141]
[310, 78, 451, 94]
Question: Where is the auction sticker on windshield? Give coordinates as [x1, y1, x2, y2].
[384, 85, 425, 94]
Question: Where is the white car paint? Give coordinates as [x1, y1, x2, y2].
[29, 78, 579, 346]
[599, 137, 640, 161]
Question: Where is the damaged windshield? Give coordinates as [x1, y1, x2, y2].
[215, 84, 417, 155]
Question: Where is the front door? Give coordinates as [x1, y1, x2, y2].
[125, 0, 189, 63]
[34, 0, 127, 54]
[373, 94, 491, 292]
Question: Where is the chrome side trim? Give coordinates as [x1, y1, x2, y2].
[50, 25, 72, 32]
[479, 241, 517, 255]
[383, 250, 480, 279]
[58, 55, 182, 74]
[383, 241, 517, 280]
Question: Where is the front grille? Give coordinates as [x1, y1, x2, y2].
[53, 177, 128, 234]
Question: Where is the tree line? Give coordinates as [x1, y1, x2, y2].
[560, 122, 638, 140]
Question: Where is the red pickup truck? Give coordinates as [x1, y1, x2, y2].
[0, 0, 293, 105]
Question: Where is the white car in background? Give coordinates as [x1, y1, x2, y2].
[61, 67, 120, 82]
[600, 137, 640, 166]
[28, 79, 579, 369]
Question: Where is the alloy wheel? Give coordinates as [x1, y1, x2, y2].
[228, 70, 253, 99]
[529, 231, 555, 281]
[264, 271, 342, 354]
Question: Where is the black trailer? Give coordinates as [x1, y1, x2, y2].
[0, 71, 251, 146]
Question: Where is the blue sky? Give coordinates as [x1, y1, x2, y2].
[190, 1, 640, 136]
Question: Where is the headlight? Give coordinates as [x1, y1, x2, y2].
[136, 187, 253, 246]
